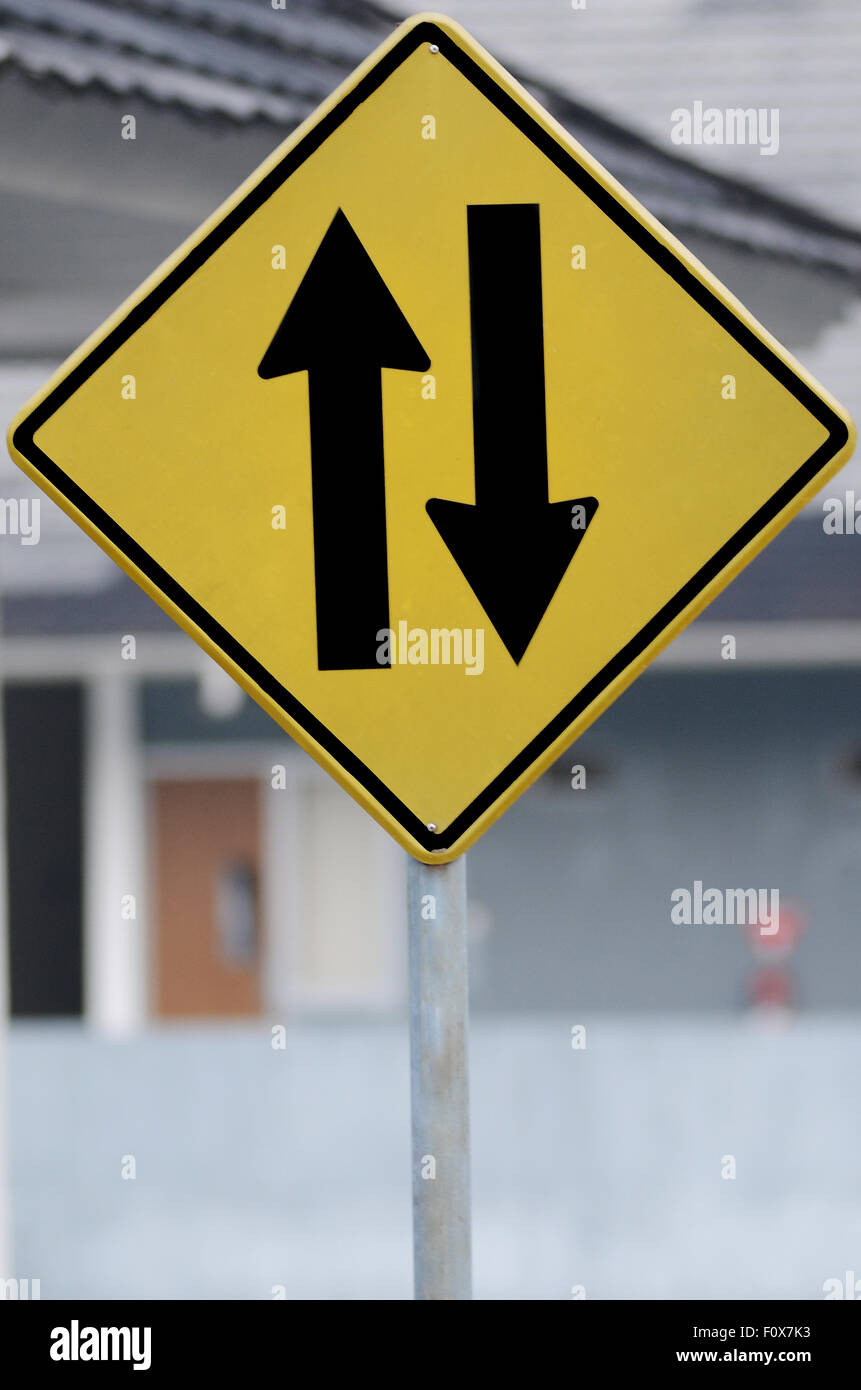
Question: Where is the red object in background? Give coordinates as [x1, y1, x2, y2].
[746, 900, 807, 1020]
[746, 900, 807, 961]
[749, 966, 795, 1010]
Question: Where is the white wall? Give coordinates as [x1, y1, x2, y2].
[263, 756, 405, 1013]
[85, 675, 148, 1035]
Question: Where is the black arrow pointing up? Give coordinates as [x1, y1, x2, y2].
[426, 203, 598, 663]
[259, 209, 430, 670]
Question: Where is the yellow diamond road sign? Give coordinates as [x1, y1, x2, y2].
[8, 14, 855, 862]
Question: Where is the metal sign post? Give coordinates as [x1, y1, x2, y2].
[0, 602, 9, 1279]
[407, 853, 472, 1300]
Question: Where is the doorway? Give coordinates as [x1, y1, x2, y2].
[153, 778, 261, 1017]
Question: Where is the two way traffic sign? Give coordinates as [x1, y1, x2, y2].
[8, 12, 855, 861]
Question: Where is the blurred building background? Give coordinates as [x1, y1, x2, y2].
[1, 0, 861, 1299]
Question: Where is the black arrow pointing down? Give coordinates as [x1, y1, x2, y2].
[427, 203, 598, 662]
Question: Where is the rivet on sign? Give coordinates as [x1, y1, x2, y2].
[429, 44, 439, 54]
[427, 822, 438, 833]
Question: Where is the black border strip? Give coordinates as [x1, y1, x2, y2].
[11, 20, 850, 854]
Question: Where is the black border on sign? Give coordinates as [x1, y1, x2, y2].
[11, 20, 850, 854]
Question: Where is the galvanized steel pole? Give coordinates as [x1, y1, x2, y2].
[0, 603, 9, 1278]
[407, 853, 472, 1300]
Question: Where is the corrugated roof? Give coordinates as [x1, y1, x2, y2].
[1, 0, 861, 278]
[2, 515, 858, 637]
[0, 0, 382, 118]
[2, 575, 176, 635]
[400, 0, 861, 229]
[706, 517, 861, 624]
[0, 28, 302, 122]
[0, 0, 353, 101]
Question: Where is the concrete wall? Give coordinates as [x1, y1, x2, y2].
[8, 1017, 861, 1299]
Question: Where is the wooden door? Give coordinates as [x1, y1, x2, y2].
[153, 778, 261, 1017]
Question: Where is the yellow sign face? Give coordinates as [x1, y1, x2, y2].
[8, 13, 855, 862]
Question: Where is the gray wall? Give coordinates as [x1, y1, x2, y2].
[468, 668, 861, 1012]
